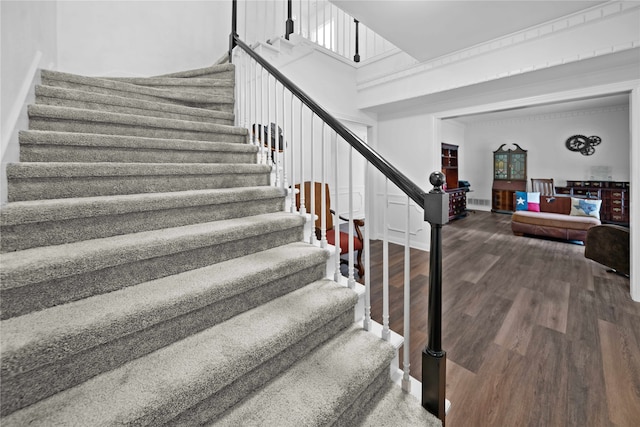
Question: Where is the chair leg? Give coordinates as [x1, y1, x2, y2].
[356, 249, 364, 278]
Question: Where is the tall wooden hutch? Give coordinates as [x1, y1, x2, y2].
[492, 144, 527, 213]
[441, 143, 467, 220]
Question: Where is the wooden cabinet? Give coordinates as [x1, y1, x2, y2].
[448, 188, 467, 220]
[556, 181, 630, 225]
[492, 144, 527, 213]
[441, 143, 466, 220]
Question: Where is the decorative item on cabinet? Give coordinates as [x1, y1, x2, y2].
[555, 181, 630, 225]
[441, 143, 467, 220]
[492, 144, 527, 213]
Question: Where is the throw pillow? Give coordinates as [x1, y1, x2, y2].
[570, 197, 602, 219]
[527, 192, 540, 212]
[515, 191, 528, 211]
[515, 191, 541, 212]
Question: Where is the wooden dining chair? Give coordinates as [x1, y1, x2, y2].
[531, 178, 555, 196]
[295, 182, 365, 277]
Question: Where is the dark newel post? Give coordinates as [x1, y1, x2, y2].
[229, 0, 238, 63]
[353, 19, 361, 63]
[422, 171, 449, 426]
[285, 0, 294, 40]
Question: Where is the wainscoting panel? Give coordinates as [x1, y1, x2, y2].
[373, 192, 430, 251]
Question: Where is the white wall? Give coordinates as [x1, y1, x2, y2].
[0, 0, 232, 203]
[456, 105, 631, 208]
[56, 0, 231, 76]
[1, 1, 58, 203]
[372, 112, 440, 250]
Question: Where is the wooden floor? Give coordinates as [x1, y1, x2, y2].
[365, 211, 640, 427]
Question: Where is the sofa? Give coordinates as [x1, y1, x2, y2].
[511, 195, 601, 243]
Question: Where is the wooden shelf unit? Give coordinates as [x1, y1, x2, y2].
[441, 143, 467, 220]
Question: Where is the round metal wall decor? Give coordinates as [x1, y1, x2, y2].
[565, 135, 601, 156]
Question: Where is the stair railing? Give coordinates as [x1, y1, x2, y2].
[230, 2, 447, 423]
[232, 0, 397, 63]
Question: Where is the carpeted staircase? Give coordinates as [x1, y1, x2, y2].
[0, 63, 440, 426]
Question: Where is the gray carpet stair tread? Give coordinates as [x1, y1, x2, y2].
[0, 242, 328, 379]
[19, 130, 256, 153]
[0, 187, 285, 252]
[156, 63, 234, 78]
[0, 212, 303, 290]
[357, 381, 442, 427]
[6, 162, 268, 179]
[28, 104, 246, 136]
[41, 69, 232, 104]
[6, 162, 271, 202]
[102, 76, 233, 87]
[1, 279, 356, 427]
[0, 187, 281, 226]
[36, 85, 234, 123]
[212, 325, 396, 426]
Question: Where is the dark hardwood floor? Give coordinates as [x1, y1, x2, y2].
[365, 211, 639, 427]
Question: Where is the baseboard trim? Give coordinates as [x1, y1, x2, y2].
[1, 50, 42, 154]
[1, 50, 45, 205]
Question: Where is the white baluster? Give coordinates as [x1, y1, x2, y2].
[289, 92, 296, 213]
[281, 85, 287, 191]
[234, 56, 239, 126]
[242, 57, 247, 129]
[309, 113, 316, 245]
[348, 146, 355, 289]
[348, 17, 353, 60]
[402, 196, 411, 393]
[320, 122, 327, 248]
[299, 103, 306, 216]
[307, 0, 311, 40]
[382, 178, 390, 341]
[333, 132, 341, 282]
[267, 75, 272, 168]
[259, 67, 265, 164]
[253, 63, 258, 147]
[363, 159, 371, 331]
[234, 53, 239, 126]
[297, 0, 302, 36]
[329, 3, 333, 51]
[273, 80, 278, 187]
[340, 12, 349, 58]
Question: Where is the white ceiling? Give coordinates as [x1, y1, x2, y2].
[330, 0, 629, 121]
[450, 93, 630, 124]
[331, 0, 609, 62]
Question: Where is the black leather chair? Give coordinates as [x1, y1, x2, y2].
[584, 224, 630, 276]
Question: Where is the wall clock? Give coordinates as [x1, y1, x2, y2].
[565, 135, 601, 156]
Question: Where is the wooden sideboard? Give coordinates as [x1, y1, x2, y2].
[555, 180, 630, 225]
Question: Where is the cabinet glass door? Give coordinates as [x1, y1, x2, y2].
[510, 153, 526, 180]
[494, 153, 508, 179]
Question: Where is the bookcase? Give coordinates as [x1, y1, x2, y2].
[441, 143, 466, 220]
